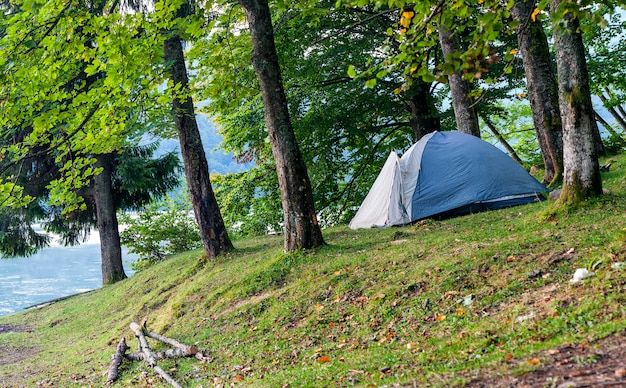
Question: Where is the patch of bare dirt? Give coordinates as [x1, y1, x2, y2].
[0, 344, 38, 367]
[0, 324, 31, 335]
[465, 331, 626, 387]
[0, 324, 39, 387]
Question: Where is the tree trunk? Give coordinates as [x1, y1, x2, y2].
[406, 80, 440, 141]
[438, 26, 480, 136]
[93, 154, 127, 285]
[550, 0, 602, 203]
[511, 0, 564, 186]
[237, 0, 325, 252]
[163, 35, 233, 259]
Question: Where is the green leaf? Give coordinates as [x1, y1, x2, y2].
[347, 65, 357, 78]
[421, 72, 436, 83]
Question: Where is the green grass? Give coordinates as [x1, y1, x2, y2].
[1, 153, 625, 387]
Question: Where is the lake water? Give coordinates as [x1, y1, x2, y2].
[0, 235, 136, 317]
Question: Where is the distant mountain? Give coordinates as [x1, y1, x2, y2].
[155, 114, 252, 175]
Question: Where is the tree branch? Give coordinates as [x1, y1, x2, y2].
[129, 322, 182, 388]
[105, 338, 128, 386]
[0, 104, 101, 178]
[311, 8, 396, 46]
[479, 112, 524, 166]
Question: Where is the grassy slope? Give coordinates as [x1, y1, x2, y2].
[1, 153, 625, 387]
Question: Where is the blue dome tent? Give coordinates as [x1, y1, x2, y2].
[349, 131, 549, 229]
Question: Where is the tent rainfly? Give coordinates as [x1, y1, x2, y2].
[349, 131, 549, 229]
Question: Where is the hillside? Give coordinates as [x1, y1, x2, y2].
[1, 152, 625, 387]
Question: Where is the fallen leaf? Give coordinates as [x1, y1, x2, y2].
[317, 355, 331, 364]
[614, 368, 626, 377]
[505, 353, 513, 361]
[406, 342, 416, 350]
[436, 314, 446, 321]
[234, 374, 244, 382]
[315, 304, 324, 311]
[528, 358, 541, 365]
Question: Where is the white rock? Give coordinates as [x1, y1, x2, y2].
[570, 268, 594, 283]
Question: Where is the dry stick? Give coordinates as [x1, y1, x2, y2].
[154, 365, 183, 388]
[105, 338, 128, 386]
[129, 322, 182, 388]
[145, 330, 198, 355]
[125, 347, 192, 361]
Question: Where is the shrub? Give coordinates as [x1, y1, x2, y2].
[119, 196, 201, 270]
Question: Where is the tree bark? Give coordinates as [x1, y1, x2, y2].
[105, 338, 128, 385]
[145, 329, 197, 355]
[93, 154, 126, 285]
[438, 26, 480, 137]
[163, 35, 233, 260]
[126, 347, 194, 361]
[406, 80, 440, 141]
[550, 0, 602, 203]
[511, 0, 564, 186]
[237, 0, 325, 252]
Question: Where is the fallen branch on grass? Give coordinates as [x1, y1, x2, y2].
[129, 321, 181, 388]
[105, 338, 128, 386]
[126, 347, 193, 361]
[105, 321, 207, 387]
[145, 329, 198, 355]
